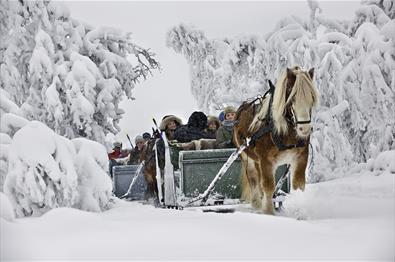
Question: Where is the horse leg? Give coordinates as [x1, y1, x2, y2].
[240, 153, 262, 209]
[291, 152, 308, 191]
[258, 160, 275, 215]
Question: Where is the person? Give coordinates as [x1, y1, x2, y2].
[128, 135, 145, 165]
[108, 141, 129, 177]
[206, 115, 220, 139]
[216, 106, 237, 148]
[173, 111, 210, 143]
[142, 132, 151, 141]
[159, 115, 182, 141]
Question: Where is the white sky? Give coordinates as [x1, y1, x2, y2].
[64, 0, 360, 145]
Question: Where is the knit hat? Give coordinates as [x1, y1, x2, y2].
[224, 106, 237, 115]
[142, 132, 151, 140]
[113, 141, 122, 148]
[218, 111, 225, 122]
[159, 115, 183, 131]
[135, 135, 144, 143]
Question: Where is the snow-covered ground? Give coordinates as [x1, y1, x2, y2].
[2, 171, 393, 261]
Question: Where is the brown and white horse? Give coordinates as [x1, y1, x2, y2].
[233, 66, 319, 214]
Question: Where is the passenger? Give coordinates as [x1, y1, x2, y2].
[216, 106, 237, 149]
[159, 115, 182, 141]
[206, 115, 220, 139]
[173, 111, 210, 143]
[108, 141, 129, 177]
[142, 132, 151, 142]
[128, 135, 145, 165]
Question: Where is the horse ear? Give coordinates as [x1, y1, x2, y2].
[308, 68, 315, 79]
[268, 79, 275, 93]
[286, 68, 296, 85]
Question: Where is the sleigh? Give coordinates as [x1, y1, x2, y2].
[112, 146, 290, 210]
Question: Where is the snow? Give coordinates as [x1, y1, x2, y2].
[1, 170, 393, 260]
[4, 121, 79, 217]
[3, 121, 113, 217]
[0, 113, 29, 137]
[0, 192, 15, 221]
[0, 89, 21, 116]
[72, 138, 113, 212]
[0, 0, 394, 260]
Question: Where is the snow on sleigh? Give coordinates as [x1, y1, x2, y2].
[112, 138, 291, 211]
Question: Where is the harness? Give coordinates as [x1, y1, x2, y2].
[248, 80, 307, 151]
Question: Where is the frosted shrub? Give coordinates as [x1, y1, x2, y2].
[72, 138, 113, 212]
[4, 121, 79, 217]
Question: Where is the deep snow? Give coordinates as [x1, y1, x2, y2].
[2, 171, 393, 260]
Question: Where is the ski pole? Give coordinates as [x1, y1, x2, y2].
[273, 164, 290, 198]
[126, 134, 134, 149]
[120, 161, 145, 199]
[185, 138, 250, 207]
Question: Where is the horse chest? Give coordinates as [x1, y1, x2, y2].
[274, 150, 300, 167]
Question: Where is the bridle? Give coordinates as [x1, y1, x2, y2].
[289, 107, 312, 126]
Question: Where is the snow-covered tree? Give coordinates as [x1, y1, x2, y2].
[72, 138, 113, 212]
[4, 121, 113, 217]
[4, 121, 79, 217]
[0, 0, 159, 144]
[167, 0, 395, 180]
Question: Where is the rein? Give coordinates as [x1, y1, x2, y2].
[248, 80, 306, 151]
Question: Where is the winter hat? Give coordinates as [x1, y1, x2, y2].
[218, 111, 225, 122]
[224, 106, 237, 115]
[142, 132, 151, 140]
[159, 115, 183, 131]
[187, 111, 207, 129]
[113, 141, 122, 148]
[135, 135, 144, 143]
[207, 116, 220, 129]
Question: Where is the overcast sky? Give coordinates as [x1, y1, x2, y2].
[64, 0, 360, 145]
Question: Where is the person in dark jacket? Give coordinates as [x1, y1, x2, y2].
[206, 115, 220, 139]
[128, 135, 145, 165]
[216, 106, 237, 148]
[173, 111, 210, 143]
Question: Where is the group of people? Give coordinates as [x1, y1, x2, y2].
[107, 105, 238, 176]
[159, 105, 237, 149]
[107, 133, 150, 176]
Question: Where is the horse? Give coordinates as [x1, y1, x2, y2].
[233, 66, 319, 215]
[139, 131, 164, 201]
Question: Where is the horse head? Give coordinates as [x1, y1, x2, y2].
[273, 66, 319, 139]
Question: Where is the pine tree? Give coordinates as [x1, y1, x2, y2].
[0, 0, 160, 143]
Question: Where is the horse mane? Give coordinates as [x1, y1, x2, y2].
[249, 66, 319, 135]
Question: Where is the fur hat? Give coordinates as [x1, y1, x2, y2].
[224, 106, 237, 115]
[159, 115, 183, 131]
[135, 135, 144, 143]
[207, 115, 220, 129]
